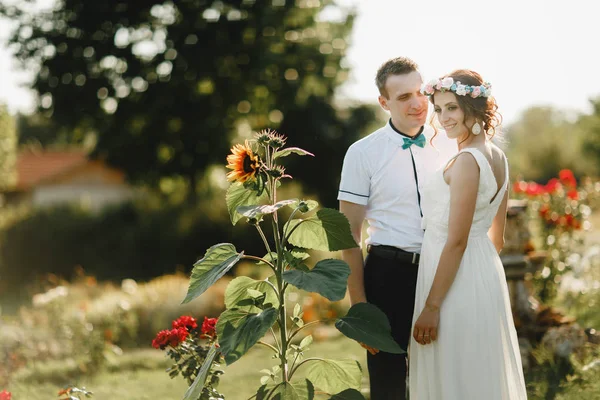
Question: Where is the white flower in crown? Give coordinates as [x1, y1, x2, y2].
[455, 83, 468, 96]
[441, 77, 454, 90]
[482, 84, 492, 97]
[421, 82, 435, 96]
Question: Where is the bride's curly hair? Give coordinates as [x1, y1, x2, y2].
[429, 69, 502, 144]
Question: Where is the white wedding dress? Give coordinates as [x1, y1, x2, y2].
[409, 148, 527, 399]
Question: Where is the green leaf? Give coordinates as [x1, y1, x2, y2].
[217, 307, 278, 365]
[273, 147, 314, 159]
[283, 259, 350, 301]
[293, 303, 302, 319]
[182, 343, 220, 400]
[225, 276, 280, 312]
[329, 389, 366, 400]
[270, 380, 315, 400]
[226, 181, 268, 225]
[299, 334, 313, 351]
[335, 303, 405, 354]
[238, 199, 297, 219]
[284, 250, 310, 270]
[306, 359, 362, 394]
[285, 208, 358, 251]
[182, 243, 243, 304]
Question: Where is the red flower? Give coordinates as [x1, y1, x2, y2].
[0, 390, 11, 400]
[172, 315, 198, 331]
[152, 328, 189, 350]
[539, 204, 550, 219]
[526, 182, 544, 196]
[201, 317, 218, 338]
[544, 178, 561, 194]
[169, 328, 189, 347]
[513, 181, 526, 194]
[559, 169, 577, 188]
[567, 189, 579, 200]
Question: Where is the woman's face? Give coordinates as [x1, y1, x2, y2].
[433, 91, 474, 140]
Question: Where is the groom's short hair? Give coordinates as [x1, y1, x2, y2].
[376, 57, 419, 98]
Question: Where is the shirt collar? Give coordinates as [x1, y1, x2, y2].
[385, 119, 426, 146]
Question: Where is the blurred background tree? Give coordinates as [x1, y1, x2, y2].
[580, 97, 600, 171]
[0, 105, 17, 191]
[1, 0, 375, 205]
[0, 0, 380, 301]
[504, 105, 598, 182]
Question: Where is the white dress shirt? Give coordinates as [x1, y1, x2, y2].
[338, 120, 457, 253]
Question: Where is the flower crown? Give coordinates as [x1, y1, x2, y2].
[421, 77, 492, 99]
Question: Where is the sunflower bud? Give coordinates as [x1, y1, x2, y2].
[268, 133, 286, 149]
[266, 165, 286, 178]
[255, 130, 271, 145]
[297, 201, 309, 213]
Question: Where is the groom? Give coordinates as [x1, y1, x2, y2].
[338, 57, 455, 399]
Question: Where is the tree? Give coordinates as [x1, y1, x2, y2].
[2, 0, 368, 201]
[580, 97, 600, 174]
[0, 105, 17, 191]
[504, 106, 595, 182]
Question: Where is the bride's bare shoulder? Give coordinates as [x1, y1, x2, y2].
[488, 143, 507, 167]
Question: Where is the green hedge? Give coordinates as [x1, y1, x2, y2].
[0, 201, 263, 307]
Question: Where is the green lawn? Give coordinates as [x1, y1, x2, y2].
[8, 332, 368, 400]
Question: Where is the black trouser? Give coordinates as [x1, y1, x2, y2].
[364, 252, 419, 400]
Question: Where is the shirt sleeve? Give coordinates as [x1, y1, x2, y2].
[338, 144, 370, 205]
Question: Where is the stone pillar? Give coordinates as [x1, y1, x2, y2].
[501, 200, 545, 340]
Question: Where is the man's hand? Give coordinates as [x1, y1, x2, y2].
[359, 342, 380, 355]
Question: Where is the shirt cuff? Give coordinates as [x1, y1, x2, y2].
[338, 190, 369, 205]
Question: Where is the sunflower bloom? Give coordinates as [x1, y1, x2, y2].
[226, 141, 261, 183]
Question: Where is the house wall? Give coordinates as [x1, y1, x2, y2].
[29, 161, 134, 211]
[31, 184, 133, 211]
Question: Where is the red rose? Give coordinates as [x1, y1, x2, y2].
[567, 189, 579, 200]
[544, 178, 561, 194]
[169, 328, 189, 347]
[201, 317, 218, 338]
[539, 204, 550, 218]
[0, 390, 11, 400]
[526, 182, 544, 196]
[513, 181, 526, 194]
[559, 169, 576, 188]
[152, 328, 188, 349]
[172, 315, 198, 331]
[152, 329, 171, 350]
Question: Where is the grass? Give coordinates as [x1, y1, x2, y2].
[7, 332, 368, 400]
[6, 212, 600, 399]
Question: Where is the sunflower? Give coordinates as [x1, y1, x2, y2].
[226, 140, 261, 183]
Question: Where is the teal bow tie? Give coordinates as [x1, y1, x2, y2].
[402, 134, 426, 149]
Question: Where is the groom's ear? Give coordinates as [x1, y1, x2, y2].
[378, 95, 390, 111]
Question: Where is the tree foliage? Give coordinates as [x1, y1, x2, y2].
[2, 0, 373, 203]
[505, 106, 597, 181]
[580, 97, 600, 173]
[0, 105, 17, 191]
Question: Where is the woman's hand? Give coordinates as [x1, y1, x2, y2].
[412, 305, 440, 345]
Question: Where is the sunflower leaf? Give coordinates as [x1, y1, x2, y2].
[226, 182, 268, 225]
[273, 147, 314, 159]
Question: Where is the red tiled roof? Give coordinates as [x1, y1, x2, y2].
[15, 150, 89, 191]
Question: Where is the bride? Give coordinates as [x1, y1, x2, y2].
[409, 70, 527, 399]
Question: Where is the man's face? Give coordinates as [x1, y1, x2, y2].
[378, 71, 429, 132]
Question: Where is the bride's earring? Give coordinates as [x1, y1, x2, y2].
[472, 121, 482, 135]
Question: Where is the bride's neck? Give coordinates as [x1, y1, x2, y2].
[457, 133, 486, 150]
